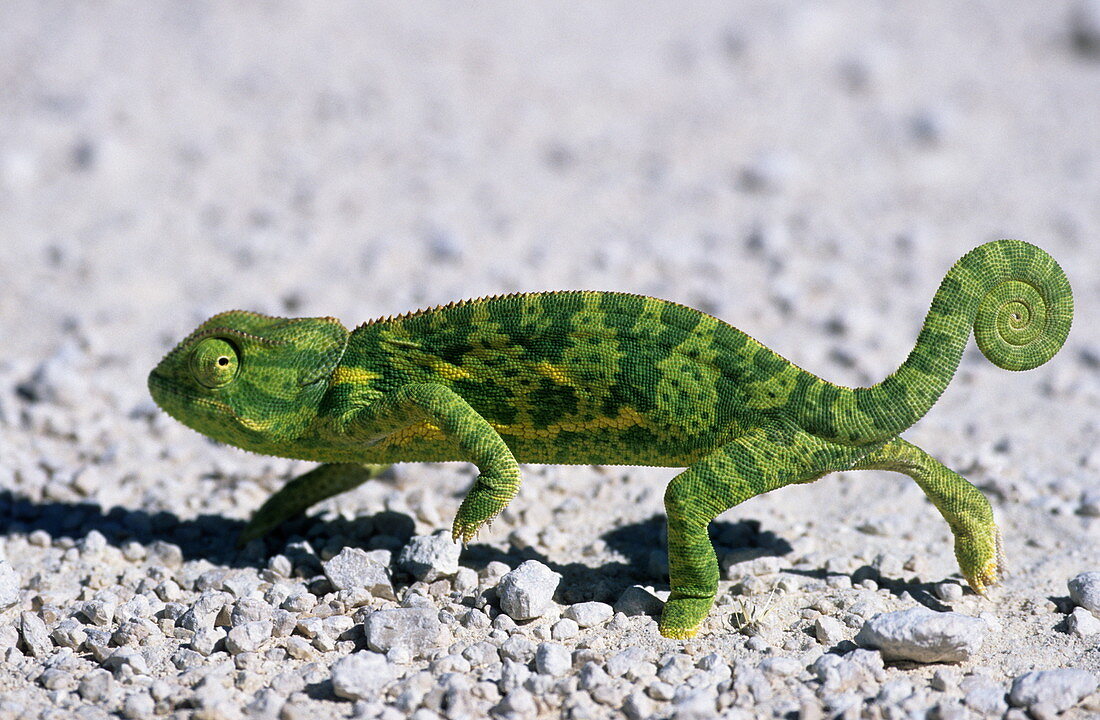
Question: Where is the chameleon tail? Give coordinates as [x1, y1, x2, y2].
[801, 239, 1073, 445]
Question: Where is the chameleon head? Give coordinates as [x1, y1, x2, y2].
[148, 311, 349, 452]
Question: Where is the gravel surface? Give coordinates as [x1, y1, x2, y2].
[2, 2, 1100, 719]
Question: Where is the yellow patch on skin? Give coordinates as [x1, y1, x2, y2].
[534, 360, 570, 384]
[431, 359, 472, 381]
[491, 406, 649, 439]
[332, 366, 382, 385]
[237, 415, 275, 432]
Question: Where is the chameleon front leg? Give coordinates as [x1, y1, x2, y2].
[238, 463, 389, 545]
[349, 383, 521, 543]
[851, 436, 1003, 594]
[660, 420, 868, 639]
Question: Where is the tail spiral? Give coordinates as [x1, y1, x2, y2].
[797, 239, 1073, 445]
[973, 271, 1071, 372]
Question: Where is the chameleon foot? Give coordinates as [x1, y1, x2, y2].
[658, 593, 715, 639]
[451, 474, 516, 543]
[958, 529, 1005, 595]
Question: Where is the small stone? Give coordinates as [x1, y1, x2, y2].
[495, 688, 537, 717]
[931, 668, 960, 692]
[122, 692, 155, 719]
[855, 607, 985, 663]
[963, 680, 1009, 715]
[563, 601, 613, 628]
[623, 691, 654, 720]
[933, 582, 964, 602]
[614, 585, 664, 617]
[19, 612, 52, 657]
[647, 681, 676, 701]
[78, 669, 113, 703]
[497, 561, 561, 621]
[37, 668, 76, 691]
[1009, 669, 1098, 712]
[364, 607, 443, 655]
[284, 636, 318, 661]
[453, 567, 478, 594]
[331, 651, 394, 701]
[760, 657, 802, 677]
[1068, 572, 1100, 615]
[190, 627, 226, 656]
[0, 561, 19, 609]
[607, 647, 648, 678]
[551, 618, 579, 640]
[397, 531, 461, 582]
[814, 616, 846, 645]
[500, 635, 535, 664]
[226, 621, 272, 655]
[322, 547, 396, 600]
[534, 642, 571, 676]
[231, 598, 272, 627]
[813, 650, 885, 692]
[461, 641, 499, 667]
[1069, 606, 1100, 637]
[82, 596, 118, 626]
[671, 687, 720, 720]
[50, 618, 87, 649]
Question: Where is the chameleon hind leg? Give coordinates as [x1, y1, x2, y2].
[347, 383, 522, 543]
[660, 420, 869, 639]
[851, 436, 1003, 594]
[239, 463, 389, 545]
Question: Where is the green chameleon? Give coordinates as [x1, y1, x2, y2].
[149, 239, 1072, 639]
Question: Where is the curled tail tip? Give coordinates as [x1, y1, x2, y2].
[967, 240, 1073, 372]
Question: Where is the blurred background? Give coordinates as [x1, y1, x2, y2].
[0, 1, 1097, 396]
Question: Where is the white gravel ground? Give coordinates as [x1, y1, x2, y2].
[2, 3, 1099, 719]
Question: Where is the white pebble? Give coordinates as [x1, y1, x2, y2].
[225, 620, 272, 655]
[855, 607, 986, 663]
[1068, 572, 1100, 615]
[0, 561, 20, 609]
[1009, 669, 1098, 712]
[534, 642, 571, 676]
[814, 616, 847, 646]
[322, 547, 396, 600]
[331, 651, 394, 701]
[563, 601, 614, 628]
[398, 531, 461, 582]
[497, 561, 561, 621]
[1069, 606, 1100, 637]
[364, 607, 443, 656]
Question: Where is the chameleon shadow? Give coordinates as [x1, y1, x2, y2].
[0, 491, 806, 608]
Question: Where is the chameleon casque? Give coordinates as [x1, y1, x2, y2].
[149, 239, 1072, 639]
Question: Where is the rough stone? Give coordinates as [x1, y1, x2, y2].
[322, 547, 397, 600]
[1068, 572, 1100, 615]
[331, 651, 394, 701]
[1009, 669, 1097, 712]
[855, 607, 985, 663]
[534, 642, 571, 676]
[364, 607, 443, 655]
[497, 561, 560, 621]
[564, 601, 614, 628]
[397, 531, 461, 582]
[0, 561, 19, 609]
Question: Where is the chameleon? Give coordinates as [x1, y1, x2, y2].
[148, 239, 1073, 639]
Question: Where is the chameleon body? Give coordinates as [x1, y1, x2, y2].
[149, 239, 1073, 638]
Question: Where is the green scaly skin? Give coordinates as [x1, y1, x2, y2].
[148, 239, 1073, 639]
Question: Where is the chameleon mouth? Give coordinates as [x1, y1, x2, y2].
[147, 371, 236, 421]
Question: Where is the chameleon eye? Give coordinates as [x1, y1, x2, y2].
[189, 338, 240, 388]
